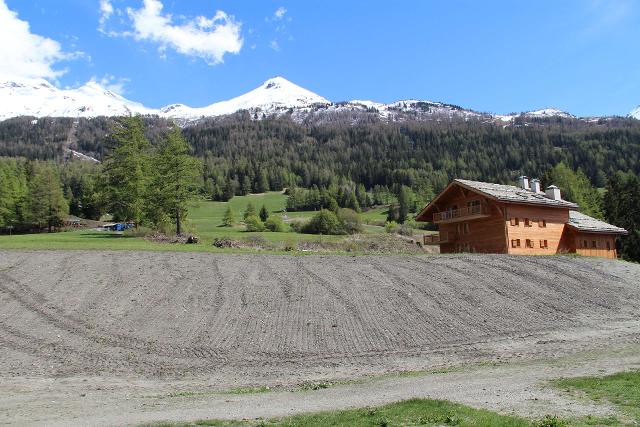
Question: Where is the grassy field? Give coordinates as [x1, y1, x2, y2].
[553, 370, 640, 424]
[153, 398, 532, 427]
[0, 192, 407, 252]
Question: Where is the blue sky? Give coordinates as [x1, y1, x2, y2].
[3, 0, 639, 116]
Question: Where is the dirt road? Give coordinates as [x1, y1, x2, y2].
[0, 251, 638, 425]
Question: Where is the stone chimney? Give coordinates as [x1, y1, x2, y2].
[518, 176, 530, 191]
[545, 185, 561, 200]
[531, 178, 542, 193]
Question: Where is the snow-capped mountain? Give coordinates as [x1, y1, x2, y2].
[0, 77, 153, 121]
[496, 108, 575, 122]
[630, 105, 640, 119]
[160, 76, 330, 120]
[0, 75, 613, 124]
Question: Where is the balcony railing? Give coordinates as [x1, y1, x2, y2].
[432, 203, 490, 223]
[423, 232, 458, 245]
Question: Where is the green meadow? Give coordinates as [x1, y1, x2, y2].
[0, 192, 397, 252]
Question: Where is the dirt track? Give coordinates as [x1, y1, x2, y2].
[0, 251, 639, 425]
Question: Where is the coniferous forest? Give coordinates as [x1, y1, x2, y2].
[0, 113, 639, 260]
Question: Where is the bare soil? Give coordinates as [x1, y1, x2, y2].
[0, 251, 638, 425]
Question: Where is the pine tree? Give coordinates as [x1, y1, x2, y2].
[256, 169, 269, 193]
[259, 204, 269, 222]
[146, 127, 202, 235]
[241, 175, 252, 195]
[604, 171, 640, 262]
[100, 116, 149, 224]
[222, 205, 235, 227]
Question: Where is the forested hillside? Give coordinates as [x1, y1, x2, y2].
[1, 115, 639, 196]
[1, 114, 639, 260]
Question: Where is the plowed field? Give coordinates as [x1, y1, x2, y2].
[1, 251, 638, 380]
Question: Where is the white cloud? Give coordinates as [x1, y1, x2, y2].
[274, 7, 287, 20]
[90, 74, 130, 95]
[0, 0, 78, 80]
[103, 0, 243, 65]
[265, 6, 291, 51]
[98, 0, 114, 32]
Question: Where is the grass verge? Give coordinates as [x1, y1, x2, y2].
[149, 398, 532, 426]
[552, 370, 640, 423]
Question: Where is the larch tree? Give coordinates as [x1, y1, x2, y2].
[0, 158, 28, 229]
[26, 162, 68, 232]
[101, 116, 150, 224]
[148, 126, 202, 235]
[222, 205, 235, 227]
[397, 185, 412, 224]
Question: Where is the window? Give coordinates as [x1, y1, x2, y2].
[592, 240, 597, 249]
[524, 218, 532, 227]
[538, 219, 547, 228]
[606, 241, 611, 251]
[511, 239, 521, 248]
[540, 239, 548, 249]
[510, 217, 519, 226]
[526, 239, 534, 248]
[467, 200, 481, 214]
[583, 240, 588, 248]
[463, 223, 470, 235]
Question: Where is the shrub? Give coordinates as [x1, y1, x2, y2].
[385, 221, 414, 236]
[245, 214, 265, 232]
[244, 234, 271, 249]
[534, 415, 567, 427]
[283, 238, 297, 251]
[385, 221, 398, 233]
[337, 208, 363, 234]
[264, 215, 285, 232]
[289, 219, 306, 233]
[302, 209, 345, 235]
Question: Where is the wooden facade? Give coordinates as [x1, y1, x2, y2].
[505, 204, 570, 255]
[563, 228, 619, 259]
[417, 179, 625, 258]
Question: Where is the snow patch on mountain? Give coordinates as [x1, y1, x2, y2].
[0, 75, 608, 124]
[0, 77, 153, 121]
[496, 108, 575, 122]
[630, 105, 640, 119]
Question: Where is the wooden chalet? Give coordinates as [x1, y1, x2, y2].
[416, 177, 627, 258]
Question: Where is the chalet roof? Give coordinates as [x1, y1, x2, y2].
[455, 179, 579, 209]
[567, 211, 628, 235]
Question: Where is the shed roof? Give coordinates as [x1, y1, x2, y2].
[454, 179, 579, 209]
[567, 211, 628, 235]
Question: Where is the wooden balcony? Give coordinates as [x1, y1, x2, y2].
[432, 203, 490, 224]
[423, 232, 458, 245]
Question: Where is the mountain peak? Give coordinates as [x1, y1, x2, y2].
[262, 76, 290, 88]
[630, 105, 640, 119]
